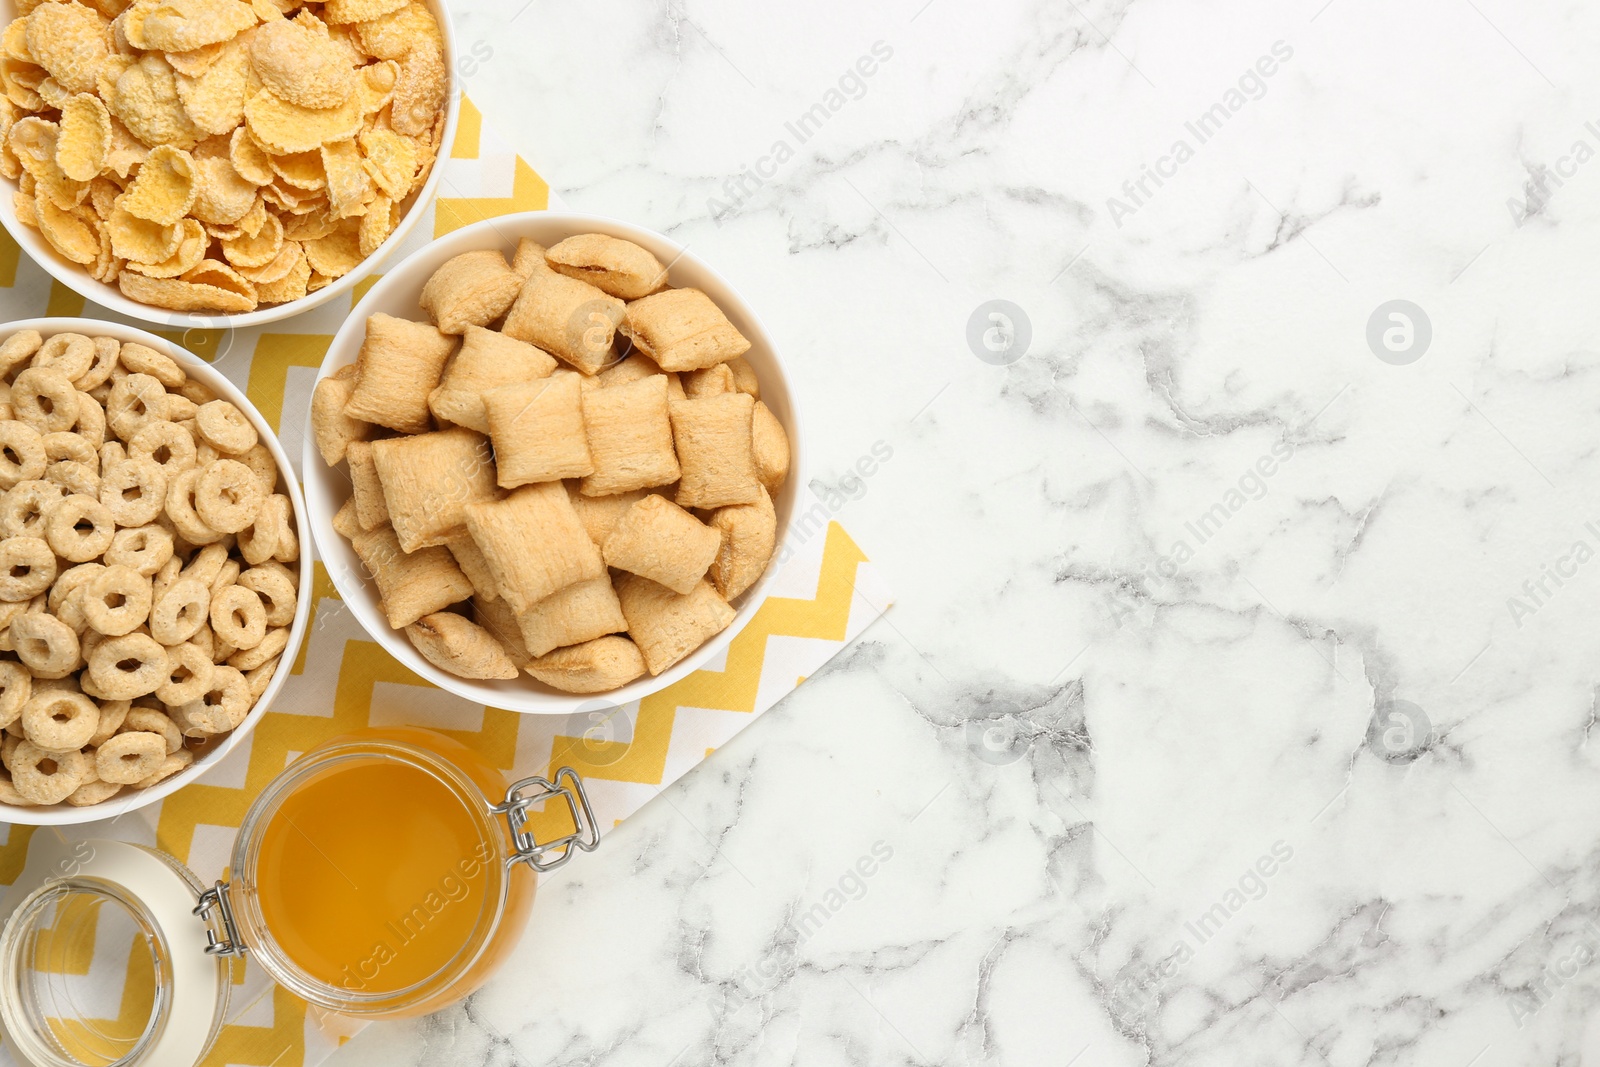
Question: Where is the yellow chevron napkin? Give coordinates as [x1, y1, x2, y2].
[0, 98, 893, 1067]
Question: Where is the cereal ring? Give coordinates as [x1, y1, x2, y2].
[129, 420, 196, 478]
[11, 368, 80, 435]
[100, 457, 168, 526]
[42, 432, 97, 470]
[121, 707, 182, 754]
[156, 641, 213, 706]
[227, 625, 287, 671]
[181, 543, 229, 587]
[245, 657, 279, 700]
[44, 493, 115, 562]
[239, 444, 277, 493]
[0, 479, 64, 538]
[105, 525, 174, 578]
[210, 559, 240, 599]
[49, 563, 105, 614]
[149, 578, 210, 645]
[0, 538, 57, 601]
[236, 494, 283, 566]
[84, 565, 153, 637]
[12, 613, 80, 679]
[44, 460, 98, 497]
[152, 555, 183, 603]
[67, 778, 123, 806]
[75, 393, 107, 448]
[0, 663, 31, 730]
[53, 586, 90, 636]
[0, 422, 47, 489]
[33, 334, 94, 381]
[75, 336, 121, 393]
[117, 342, 185, 389]
[0, 734, 17, 771]
[12, 742, 89, 803]
[180, 664, 250, 732]
[187, 624, 214, 662]
[167, 395, 199, 423]
[164, 468, 224, 545]
[0, 331, 42, 371]
[106, 373, 169, 441]
[21, 690, 99, 751]
[133, 748, 194, 789]
[195, 400, 257, 455]
[96, 731, 166, 785]
[195, 459, 266, 534]
[237, 563, 297, 627]
[99, 441, 126, 472]
[87, 633, 168, 700]
[210, 584, 265, 650]
[195, 441, 221, 468]
[87, 699, 130, 746]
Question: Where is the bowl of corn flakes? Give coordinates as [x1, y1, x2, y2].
[303, 213, 805, 714]
[0, 0, 457, 328]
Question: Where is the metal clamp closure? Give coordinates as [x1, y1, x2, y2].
[194, 882, 246, 957]
[490, 767, 600, 872]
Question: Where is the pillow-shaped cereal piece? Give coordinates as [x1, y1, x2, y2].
[725, 356, 760, 399]
[595, 353, 665, 389]
[501, 268, 624, 375]
[445, 533, 498, 603]
[524, 635, 647, 694]
[566, 485, 652, 549]
[405, 611, 520, 680]
[332, 496, 362, 540]
[752, 400, 790, 493]
[578, 375, 679, 497]
[511, 238, 547, 280]
[427, 326, 557, 433]
[472, 594, 530, 666]
[613, 574, 735, 676]
[345, 441, 389, 531]
[464, 482, 604, 614]
[419, 249, 524, 335]
[483, 373, 593, 488]
[371, 428, 498, 552]
[545, 234, 667, 301]
[515, 577, 627, 659]
[708, 487, 776, 601]
[602, 494, 720, 595]
[351, 525, 472, 630]
[669, 393, 761, 509]
[620, 288, 751, 373]
[344, 313, 458, 433]
[682, 363, 735, 398]
[310, 373, 371, 466]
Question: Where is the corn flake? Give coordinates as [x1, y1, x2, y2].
[321, 137, 370, 218]
[25, 1, 108, 95]
[226, 125, 270, 183]
[389, 42, 441, 137]
[104, 116, 147, 177]
[56, 94, 112, 182]
[107, 200, 181, 263]
[188, 152, 255, 222]
[254, 239, 308, 302]
[121, 143, 195, 223]
[35, 194, 99, 264]
[125, 0, 257, 54]
[322, 0, 407, 25]
[302, 219, 358, 277]
[119, 266, 255, 312]
[174, 37, 248, 135]
[357, 124, 414, 198]
[236, 233, 297, 282]
[267, 147, 323, 190]
[220, 206, 279, 266]
[111, 54, 201, 148]
[123, 214, 205, 276]
[2, 19, 31, 64]
[353, 3, 439, 61]
[357, 191, 392, 256]
[354, 57, 395, 115]
[249, 18, 354, 109]
[243, 87, 359, 154]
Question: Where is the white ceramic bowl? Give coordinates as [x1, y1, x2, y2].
[0, 0, 460, 330]
[304, 212, 806, 714]
[1, 318, 313, 826]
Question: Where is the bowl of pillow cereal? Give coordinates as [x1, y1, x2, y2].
[0, 0, 456, 326]
[0, 318, 310, 824]
[305, 213, 802, 713]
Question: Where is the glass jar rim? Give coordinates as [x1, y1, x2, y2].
[227, 734, 512, 1016]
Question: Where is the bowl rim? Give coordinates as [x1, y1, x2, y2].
[0, 0, 461, 331]
[303, 210, 807, 715]
[0, 317, 314, 826]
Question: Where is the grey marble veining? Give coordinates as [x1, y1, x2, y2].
[331, 0, 1600, 1063]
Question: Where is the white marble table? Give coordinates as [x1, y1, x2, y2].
[332, 0, 1600, 1063]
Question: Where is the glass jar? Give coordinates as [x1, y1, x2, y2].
[0, 728, 598, 1067]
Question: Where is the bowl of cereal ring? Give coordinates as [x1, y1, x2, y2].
[304, 213, 803, 714]
[0, 0, 457, 328]
[0, 318, 311, 824]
